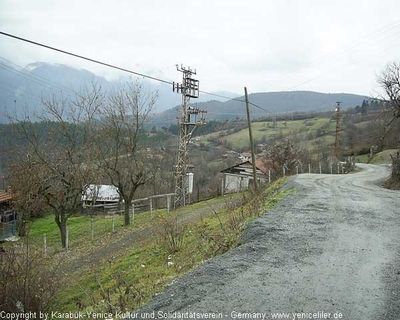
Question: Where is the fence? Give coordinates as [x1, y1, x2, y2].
[26, 192, 176, 254]
[0, 221, 17, 241]
[0, 209, 17, 241]
[222, 158, 355, 194]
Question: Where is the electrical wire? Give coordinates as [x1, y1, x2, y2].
[0, 30, 382, 120]
[0, 31, 173, 86]
[0, 63, 74, 96]
[0, 56, 76, 95]
[269, 18, 400, 90]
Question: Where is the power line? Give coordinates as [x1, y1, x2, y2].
[0, 31, 258, 108]
[0, 62, 74, 96]
[0, 56, 76, 95]
[0, 31, 173, 86]
[0, 30, 365, 121]
[0, 85, 42, 105]
[269, 18, 400, 90]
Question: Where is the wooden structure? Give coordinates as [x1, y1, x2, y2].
[220, 160, 270, 193]
[0, 187, 16, 240]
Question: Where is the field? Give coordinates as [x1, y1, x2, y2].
[200, 117, 337, 151]
[355, 149, 399, 164]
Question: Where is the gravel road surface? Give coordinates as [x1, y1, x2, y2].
[133, 164, 400, 320]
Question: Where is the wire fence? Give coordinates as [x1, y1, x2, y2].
[5, 161, 356, 254]
[23, 193, 176, 254]
[0, 221, 17, 241]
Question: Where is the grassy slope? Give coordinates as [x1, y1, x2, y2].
[201, 118, 336, 151]
[37, 180, 289, 312]
[355, 149, 399, 164]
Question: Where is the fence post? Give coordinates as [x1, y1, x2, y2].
[149, 198, 153, 217]
[319, 162, 322, 174]
[268, 170, 271, 184]
[44, 234, 47, 257]
[66, 228, 69, 251]
[167, 195, 171, 213]
[112, 213, 115, 233]
[91, 216, 94, 240]
[308, 163, 311, 174]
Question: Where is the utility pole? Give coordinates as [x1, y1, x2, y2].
[244, 87, 258, 190]
[173, 65, 206, 208]
[334, 102, 341, 159]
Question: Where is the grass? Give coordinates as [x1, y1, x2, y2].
[370, 149, 398, 164]
[50, 179, 288, 313]
[26, 193, 241, 250]
[354, 149, 399, 164]
[202, 118, 335, 150]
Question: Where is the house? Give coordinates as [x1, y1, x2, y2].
[220, 160, 270, 193]
[0, 187, 17, 241]
[0, 187, 13, 208]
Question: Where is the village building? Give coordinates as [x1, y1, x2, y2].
[0, 187, 17, 241]
[81, 184, 120, 206]
[220, 160, 270, 193]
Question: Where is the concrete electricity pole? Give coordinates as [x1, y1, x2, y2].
[173, 65, 206, 208]
[334, 101, 341, 159]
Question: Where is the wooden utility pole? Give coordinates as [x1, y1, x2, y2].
[244, 87, 258, 190]
[334, 102, 341, 159]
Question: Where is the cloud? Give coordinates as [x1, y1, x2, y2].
[1, 0, 400, 96]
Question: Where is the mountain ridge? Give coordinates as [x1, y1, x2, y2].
[0, 62, 370, 124]
[150, 90, 371, 127]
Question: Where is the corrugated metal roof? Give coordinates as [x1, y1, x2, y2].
[82, 184, 120, 202]
[220, 160, 271, 175]
[0, 191, 12, 203]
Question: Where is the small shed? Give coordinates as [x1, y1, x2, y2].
[0, 187, 17, 241]
[220, 160, 269, 193]
[81, 184, 120, 205]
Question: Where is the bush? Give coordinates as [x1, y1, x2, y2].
[0, 244, 63, 312]
[156, 214, 187, 253]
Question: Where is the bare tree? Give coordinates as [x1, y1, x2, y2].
[94, 81, 158, 225]
[378, 61, 400, 127]
[9, 87, 102, 247]
[8, 157, 46, 236]
[264, 140, 301, 178]
[378, 62, 400, 186]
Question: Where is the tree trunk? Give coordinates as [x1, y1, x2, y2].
[124, 201, 130, 226]
[60, 222, 67, 248]
[55, 215, 68, 248]
[18, 211, 28, 237]
[391, 151, 400, 181]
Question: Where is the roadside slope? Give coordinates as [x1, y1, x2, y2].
[134, 164, 400, 320]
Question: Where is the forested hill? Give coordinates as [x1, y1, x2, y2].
[150, 91, 371, 126]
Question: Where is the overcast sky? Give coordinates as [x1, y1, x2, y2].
[1, 0, 400, 97]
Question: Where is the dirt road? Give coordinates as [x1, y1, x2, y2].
[134, 164, 400, 320]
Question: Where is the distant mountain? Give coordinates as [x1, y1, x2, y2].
[150, 91, 371, 126]
[0, 62, 110, 122]
[0, 62, 239, 123]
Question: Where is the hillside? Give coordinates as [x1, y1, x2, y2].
[1, 61, 370, 125]
[151, 91, 371, 126]
[0, 61, 237, 123]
